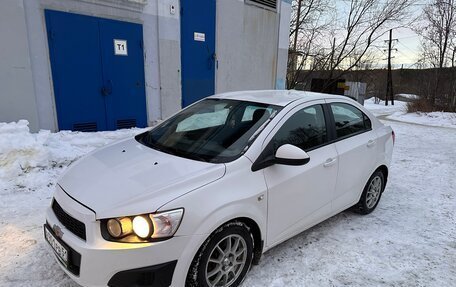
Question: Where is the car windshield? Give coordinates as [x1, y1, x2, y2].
[136, 98, 282, 163]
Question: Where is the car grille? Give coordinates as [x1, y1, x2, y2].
[52, 199, 87, 241]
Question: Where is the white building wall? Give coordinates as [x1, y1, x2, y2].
[276, 0, 292, 90]
[0, 0, 39, 131]
[216, 0, 280, 93]
[0, 0, 290, 131]
[157, 0, 182, 119]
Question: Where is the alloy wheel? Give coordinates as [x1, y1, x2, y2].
[366, 175, 382, 209]
[205, 234, 248, 287]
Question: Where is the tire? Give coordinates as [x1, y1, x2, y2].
[186, 222, 254, 287]
[353, 170, 385, 215]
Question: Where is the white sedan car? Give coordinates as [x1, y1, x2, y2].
[44, 90, 394, 287]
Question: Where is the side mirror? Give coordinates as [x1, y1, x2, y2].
[274, 144, 310, 166]
[251, 144, 310, 172]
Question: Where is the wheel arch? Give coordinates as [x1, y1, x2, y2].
[355, 164, 389, 204]
[376, 164, 389, 187]
[193, 216, 264, 266]
[226, 217, 263, 265]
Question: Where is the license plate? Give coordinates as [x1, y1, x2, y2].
[44, 224, 69, 267]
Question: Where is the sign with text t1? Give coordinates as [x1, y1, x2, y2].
[114, 39, 128, 56]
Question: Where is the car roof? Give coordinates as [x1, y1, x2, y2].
[208, 90, 342, 106]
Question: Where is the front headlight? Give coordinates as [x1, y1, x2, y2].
[101, 208, 184, 243]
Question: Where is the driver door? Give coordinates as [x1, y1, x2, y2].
[262, 102, 339, 247]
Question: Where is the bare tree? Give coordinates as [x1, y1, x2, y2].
[287, 0, 333, 89]
[416, 0, 456, 68]
[415, 0, 456, 107]
[288, 0, 413, 91]
[320, 0, 412, 90]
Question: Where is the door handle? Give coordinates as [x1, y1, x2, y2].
[323, 158, 337, 167]
[367, 139, 376, 147]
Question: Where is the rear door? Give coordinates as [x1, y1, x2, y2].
[263, 101, 338, 247]
[326, 100, 378, 212]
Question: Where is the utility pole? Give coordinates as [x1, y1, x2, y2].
[385, 29, 397, 106]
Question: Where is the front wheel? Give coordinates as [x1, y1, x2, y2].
[353, 170, 385, 214]
[186, 222, 254, 287]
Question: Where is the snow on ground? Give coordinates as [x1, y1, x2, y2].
[388, 111, 456, 129]
[0, 104, 455, 287]
[363, 98, 408, 116]
[364, 98, 456, 129]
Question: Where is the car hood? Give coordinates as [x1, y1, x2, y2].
[58, 138, 226, 219]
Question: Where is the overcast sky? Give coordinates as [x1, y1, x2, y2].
[371, 1, 427, 69]
[334, 0, 426, 69]
[376, 2, 425, 69]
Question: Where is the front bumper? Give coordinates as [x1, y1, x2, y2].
[44, 186, 203, 287]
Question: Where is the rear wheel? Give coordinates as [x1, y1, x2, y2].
[353, 170, 385, 214]
[186, 222, 254, 287]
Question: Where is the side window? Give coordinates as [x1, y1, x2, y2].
[271, 105, 327, 151]
[330, 103, 371, 138]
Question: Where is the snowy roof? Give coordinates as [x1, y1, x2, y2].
[209, 90, 340, 106]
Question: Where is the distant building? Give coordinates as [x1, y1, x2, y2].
[344, 82, 367, 105]
[310, 78, 366, 104]
[0, 0, 291, 132]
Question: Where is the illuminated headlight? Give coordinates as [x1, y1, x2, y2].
[101, 209, 184, 243]
[133, 216, 152, 239]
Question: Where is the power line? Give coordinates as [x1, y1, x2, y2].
[395, 34, 421, 40]
[397, 40, 420, 54]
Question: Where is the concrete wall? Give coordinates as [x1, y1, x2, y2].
[0, 0, 39, 131]
[276, 0, 292, 90]
[0, 0, 289, 131]
[215, 0, 280, 93]
[157, 0, 182, 119]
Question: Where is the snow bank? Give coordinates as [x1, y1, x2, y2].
[0, 120, 50, 179]
[388, 111, 456, 129]
[0, 120, 147, 186]
[395, 93, 420, 100]
[364, 98, 456, 129]
[363, 98, 407, 116]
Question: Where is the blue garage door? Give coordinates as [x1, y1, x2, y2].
[180, 0, 216, 107]
[45, 10, 147, 131]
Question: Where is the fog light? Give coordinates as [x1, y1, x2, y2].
[107, 219, 122, 238]
[107, 218, 132, 238]
[132, 216, 152, 239]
